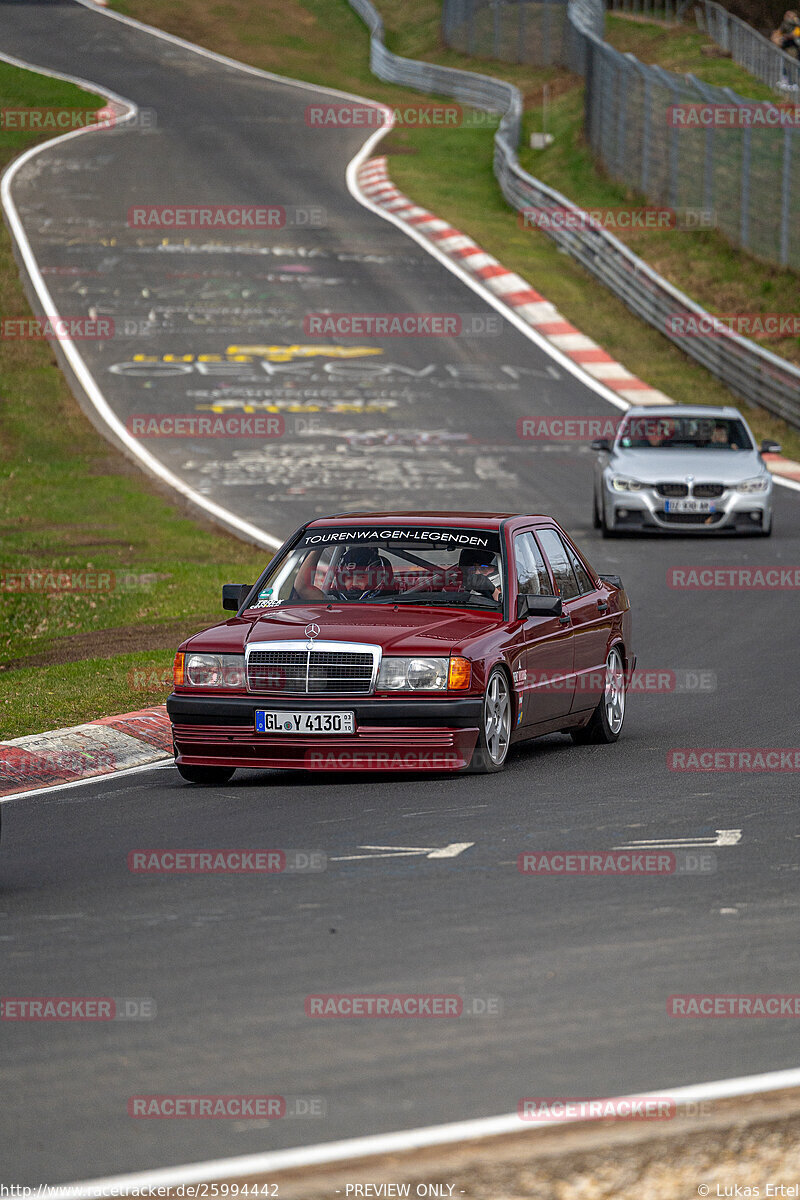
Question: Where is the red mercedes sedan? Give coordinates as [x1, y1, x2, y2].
[167, 512, 635, 780]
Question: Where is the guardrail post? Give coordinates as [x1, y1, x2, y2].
[780, 127, 792, 267]
[740, 124, 751, 252]
[640, 68, 651, 193]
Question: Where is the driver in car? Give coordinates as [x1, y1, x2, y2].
[329, 546, 392, 601]
[458, 548, 502, 603]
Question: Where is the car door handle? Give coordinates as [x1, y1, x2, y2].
[558, 613, 571, 625]
[597, 599, 609, 612]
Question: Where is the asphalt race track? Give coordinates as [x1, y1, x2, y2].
[1, 0, 800, 1185]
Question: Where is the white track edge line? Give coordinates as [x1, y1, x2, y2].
[0, 757, 173, 804]
[47, 1065, 800, 1196]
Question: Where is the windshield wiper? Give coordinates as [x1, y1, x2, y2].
[371, 594, 500, 608]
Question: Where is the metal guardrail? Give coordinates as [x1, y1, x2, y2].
[346, 0, 800, 428]
[606, 0, 692, 23]
[696, 0, 800, 92]
[446, 0, 800, 271]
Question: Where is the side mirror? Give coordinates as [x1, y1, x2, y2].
[517, 593, 563, 618]
[760, 439, 781, 454]
[591, 438, 611, 452]
[222, 583, 252, 611]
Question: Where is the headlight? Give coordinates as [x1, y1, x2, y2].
[377, 657, 448, 691]
[734, 476, 770, 493]
[176, 652, 245, 688]
[610, 476, 645, 492]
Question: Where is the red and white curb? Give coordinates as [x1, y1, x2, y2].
[357, 156, 671, 407]
[357, 156, 800, 490]
[0, 706, 172, 798]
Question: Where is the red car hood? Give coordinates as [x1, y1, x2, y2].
[186, 604, 503, 657]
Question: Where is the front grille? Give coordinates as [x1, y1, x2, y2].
[658, 511, 725, 525]
[248, 650, 307, 693]
[692, 483, 724, 498]
[247, 648, 375, 694]
[656, 482, 689, 498]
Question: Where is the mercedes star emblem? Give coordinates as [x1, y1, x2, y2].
[305, 622, 320, 650]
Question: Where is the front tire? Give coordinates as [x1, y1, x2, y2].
[757, 510, 773, 537]
[465, 667, 512, 773]
[571, 646, 626, 744]
[176, 763, 236, 785]
[599, 496, 616, 538]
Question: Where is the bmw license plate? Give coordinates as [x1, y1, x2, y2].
[256, 710, 355, 735]
[664, 499, 715, 514]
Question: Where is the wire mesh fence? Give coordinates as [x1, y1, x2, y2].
[696, 0, 800, 92]
[444, 0, 800, 271]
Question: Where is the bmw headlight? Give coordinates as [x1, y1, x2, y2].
[174, 652, 245, 688]
[734, 476, 770, 493]
[377, 657, 448, 691]
[611, 476, 645, 492]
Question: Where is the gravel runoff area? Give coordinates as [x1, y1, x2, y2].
[205, 1090, 800, 1200]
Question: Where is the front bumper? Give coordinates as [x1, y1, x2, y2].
[167, 693, 483, 772]
[602, 478, 771, 533]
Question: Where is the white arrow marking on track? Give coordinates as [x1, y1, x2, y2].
[331, 842, 474, 862]
[612, 829, 742, 850]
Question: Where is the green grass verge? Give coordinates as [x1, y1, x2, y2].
[1, 652, 176, 738]
[0, 59, 266, 738]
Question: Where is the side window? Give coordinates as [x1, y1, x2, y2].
[536, 529, 581, 601]
[565, 543, 596, 595]
[514, 532, 553, 595]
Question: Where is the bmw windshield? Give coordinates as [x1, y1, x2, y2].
[618, 415, 754, 450]
[251, 526, 504, 609]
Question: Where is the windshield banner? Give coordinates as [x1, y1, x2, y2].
[300, 527, 500, 550]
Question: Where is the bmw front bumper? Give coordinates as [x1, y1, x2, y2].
[602, 478, 772, 533]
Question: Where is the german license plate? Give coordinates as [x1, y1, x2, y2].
[664, 499, 715, 514]
[255, 710, 355, 735]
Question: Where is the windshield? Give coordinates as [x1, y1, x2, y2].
[252, 526, 504, 609]
[618, 415, 753, 450]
